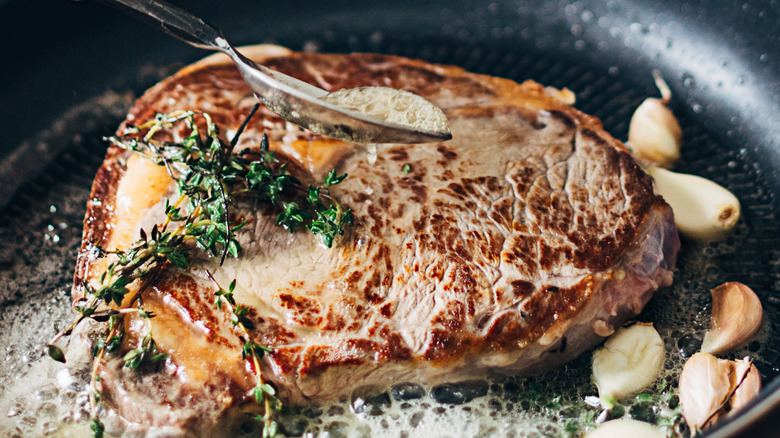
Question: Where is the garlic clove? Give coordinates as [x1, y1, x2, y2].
[628, 99, 682, 167]
[679, 352, 735, 431]
[628, 71, 682, 168]
[592, 323, 665, 408]
[701, 282, 763, 355]
[730, 357, 762, 415]
[584, 419, 665, 438]
[679, 353, 763, 432]
[648, 166, 741, 241]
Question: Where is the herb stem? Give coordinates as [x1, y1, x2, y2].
[162, 194, 187, 231]
[89, 318, 120, 419]
[205, 270, 280, 436]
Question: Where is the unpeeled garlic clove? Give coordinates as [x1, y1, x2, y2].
[592, 323, 665, 408]
[679, 352, 734, 431]
[628, 71, 682, 168]
[730, 357, 762, 415]
[584, 419, 665, 438]
[702, 282, 763, 355]
[648, 166, 741, 241]
[679, 353, 763, 432]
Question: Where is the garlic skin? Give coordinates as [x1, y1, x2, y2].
[592, 323, 665, 407]
[702, 282, 763, 355]
[730, 358, 762, 415]
[679, 352, 734, 431]
[584, 419, 665, 438]
[679, 353, 763, 431]
[628, 71, 682, 168]
[648, 166, 741, 241]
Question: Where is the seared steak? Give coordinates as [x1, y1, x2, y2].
[73, 45, 679, 434]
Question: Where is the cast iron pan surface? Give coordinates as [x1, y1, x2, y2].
[0, 0, 778, 436]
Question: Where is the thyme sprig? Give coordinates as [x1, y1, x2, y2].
[113, 109, 352, 249]
[207, 271, 281, 437]
[47, 107, 351, 437]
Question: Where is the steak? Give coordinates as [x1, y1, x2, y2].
[72, 45, 679, 435]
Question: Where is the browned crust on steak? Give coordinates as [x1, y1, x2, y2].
[73, 45, 678, 431]
[73, 152, 119, 300]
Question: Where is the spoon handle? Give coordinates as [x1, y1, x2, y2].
[98, 0, 226, 51]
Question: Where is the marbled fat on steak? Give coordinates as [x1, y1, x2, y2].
[72, 45, 679, 434]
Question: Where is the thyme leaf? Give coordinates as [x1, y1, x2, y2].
[90, 418, 105, 438]
[123, 332, 170, 371]
[47, 345, 65, 363]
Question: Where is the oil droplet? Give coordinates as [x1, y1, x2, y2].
[629, 22, 648, 34]
[581, 10, 594, 22]
[736, 75, 746, 85]
[608, 66, 619, 76]
[759, 53, 768, 63]
[681, 72, 696, 88]
[691, 102, 703, 113]
[302, 40, 321, 53]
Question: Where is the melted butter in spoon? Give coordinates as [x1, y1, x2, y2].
[322, 87, 451, 137]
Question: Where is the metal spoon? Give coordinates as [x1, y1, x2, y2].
[99, 0, 452, 144]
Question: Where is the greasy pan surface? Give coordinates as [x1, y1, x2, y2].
[0, 0, 778, 436]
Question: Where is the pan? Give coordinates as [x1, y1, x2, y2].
[0, 0, 777, 436]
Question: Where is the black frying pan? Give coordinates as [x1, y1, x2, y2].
[0, 0, 778, 436]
